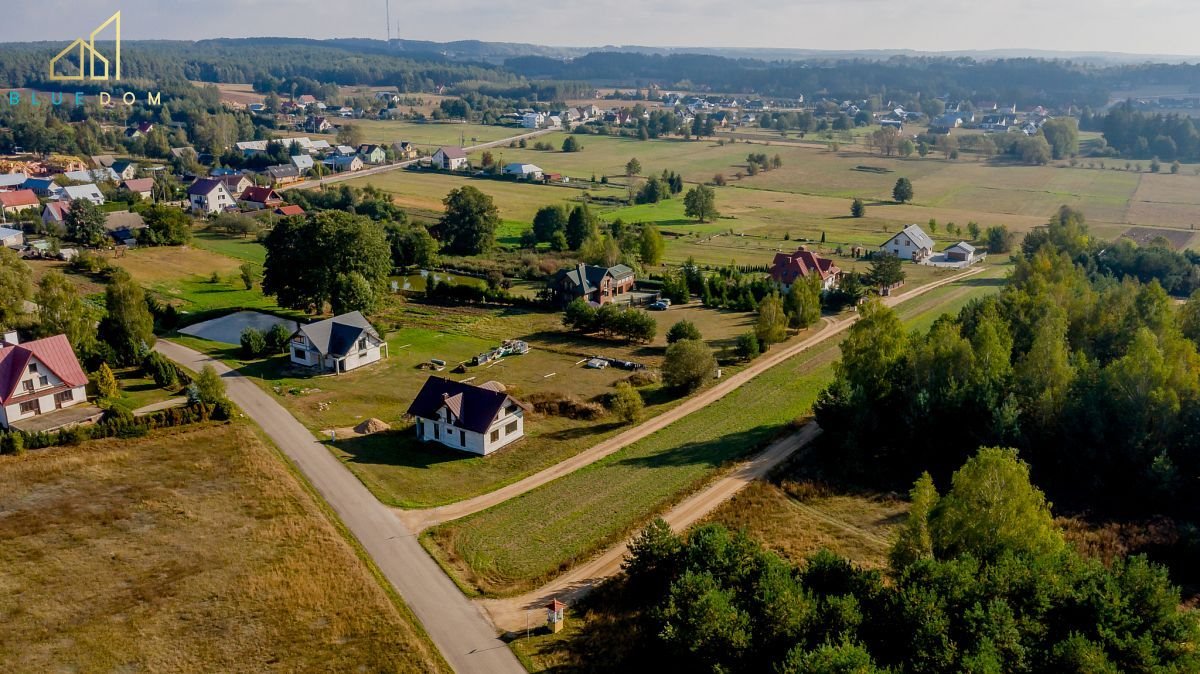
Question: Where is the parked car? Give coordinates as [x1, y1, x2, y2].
[649, 301, 669, 311]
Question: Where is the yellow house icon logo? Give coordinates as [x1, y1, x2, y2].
[49, 12, 122, 81]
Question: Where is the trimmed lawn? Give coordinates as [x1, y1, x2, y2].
[192, 230, 267, 265]
[421, 265, 1010, 597]
[0, 423, 447, 673]
[107, 367, 185, 414]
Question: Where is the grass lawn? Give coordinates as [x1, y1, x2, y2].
[332, 119, 527, 149]
[172, 300, 770, 508]
[192, 229, 267, 265]
[0, 423, 447, 673]
[421, 265, 1010, 597]
[107, 367, 185, 414]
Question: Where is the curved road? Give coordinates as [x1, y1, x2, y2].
[154, 340, 525, 674]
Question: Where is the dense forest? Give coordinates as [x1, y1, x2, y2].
[564, 448, 1199, 672]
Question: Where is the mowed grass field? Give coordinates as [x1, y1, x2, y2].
[422, 263, 1010, 597]
[0, 423, 447, 673]
[172, 299, 770, 508]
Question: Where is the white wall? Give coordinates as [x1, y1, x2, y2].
[413, 409, 525, 456]
[341, 344, 383, 373]
[1, 385, 86, 428]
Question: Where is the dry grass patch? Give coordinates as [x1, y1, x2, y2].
[0, 423, 447, 673]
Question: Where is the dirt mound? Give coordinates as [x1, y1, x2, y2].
[354, 418, 391, 435]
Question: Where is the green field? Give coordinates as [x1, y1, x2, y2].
[193, 230, 267, 264]
[172, 299, 774, 508]
[422, 264, 1009, 597]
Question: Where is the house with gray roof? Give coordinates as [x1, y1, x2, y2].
[288, 311, 387, 374]
[880, 224, 935, 262]
[60, 184, 105, 206]
[550, 262, 636, 306]
[406, 377, 530, 455]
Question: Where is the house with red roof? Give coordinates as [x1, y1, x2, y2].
[273, 204, 305, 217]
[239, 186, 284, 210]
[770, 247, 842, 292]
[0, 332, 90, 429]
[0, 189, 40, 216]
[42, 201, 71, 228]
[120, 178, 155, 200]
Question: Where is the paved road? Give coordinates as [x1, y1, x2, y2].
[154, 340, 525, 674]
[399, 265, 987, 533]
[478, 423, 822, 632]
[281, 127, 558, 192]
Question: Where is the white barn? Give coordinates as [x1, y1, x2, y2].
[880, 224, 935, 261]
[406, 378, 529, 455]
[288, 311, 387, 374]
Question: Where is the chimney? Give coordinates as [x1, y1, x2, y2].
[1, 330, 17, 346]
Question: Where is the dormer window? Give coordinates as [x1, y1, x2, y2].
[27, 363, 37, 374]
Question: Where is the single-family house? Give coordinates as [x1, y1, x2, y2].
[120, 178, 154, 200]
[42, 202, 70, 228]
[432, 146, 468, 171]
[216, 173, 254, 198]
[61, 184, 105, 206]
[0, 189, 40, 216]
[0, 173, 28, 190]
[331, 155, 364, 172]
[110, 161, 138, 181]
[406, 377, 530, 455]
[169, 146, 197, 161]
[929, 113, 963, 134]
[187, 178, 236, 215]
[881, 224, 935, 262]
[288, 311, 386, 374]
[22, 178, 59, 198]
[124, 121, 154, 139]
[296, 94, 318, 106]
[304, 116, 332, 133]
[551, 263, 636, 306]
[273, 204, 305, 217]
[266, 164, 302, 185]
[240, 186, 284, 210]
[290, 154, 315, 173]
[65, 168, 120, 184]
[392, 141, 418, 160]
[502, 163, 544, 180]
[944, 241, 976, 263]
[521, 111, 545, 129]
[104, 211, 147, 248]
[770, 247, 842, 292]
[0, 226, 24, 248]
[90, 154, 116, 168]
[0, 332, 90, 430]
[357, 144, 387, 165]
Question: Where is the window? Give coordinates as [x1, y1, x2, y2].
[39, 376, 48, 387]
[490, 429, 500, 443]
[293, 347, 306, 361]
[23, 380, 34, 392]
[505, 420, 519, 436]
[19, 401, 38, 415]
[27, 363, 37, 374]
[55, 390, 72, 403]
[433, 424, 440, 440]
[460, 430, 466, 447]
[505, 403, 519, 416]
[358, 338, 368, 353]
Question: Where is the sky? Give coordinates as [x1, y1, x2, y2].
[1, 0, 1197, 58]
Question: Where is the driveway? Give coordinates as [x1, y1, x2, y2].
[153, 340, 524, 674]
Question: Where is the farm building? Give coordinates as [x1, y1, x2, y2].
[944, 241, 976, 263]
[289, 311, 387, 374]
[770, 247, 842, 292]
[502, 163, 544, 180]
[551, 263, 636, 306]
[880, 224, 935, 262]
[406, 377, 530, 455]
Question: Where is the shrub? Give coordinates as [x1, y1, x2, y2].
[143, 351, 178, 388]
[93, 363, 119, 399]
[663, 339, 716, 392]
[265, 322, 293, 354]
[666, 320, 702, 344]
[608, 382, 645, 423]
[527, 391, 606, 420]
[735, 332, 761, 360]
[240, 327, 267, 359]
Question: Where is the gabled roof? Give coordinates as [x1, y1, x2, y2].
[267, 165, 300, 179]
[111, 160, 136, 174]
[406, 377, 526, 434]
[121, 178, 154, 193]
[0, 190, 39, 209]
[555, 263, 634, 292]
[0, 226, 23, 240]
[435, 146, 467, 159]
[295, 311, 379, 358]
[187, 178, 228, 197]
[61, 184, 104, 204]
[0, 335, 88, 404]
[883, 224, 935, 250]
[0, 173, 29, 188]
[104, 211, 146, 231]
[90, 154, 116, 168]
[215, 174, 251, 191]
[274, 204, 305, 217]
[42, 201, 70, 221]
[290, 155, 314, 170]
[946, 241, 976, 253]
[65, 168, 119, 183]
[770, 248, 841, 282]
[241, 186, 282, 203]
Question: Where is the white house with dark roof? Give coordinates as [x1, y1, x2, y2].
[880, 224, 935, 262]
[60, 184, 105, 206]
[406, 377, 530, 455]
[187, 178, 236, 214]
[288, 311, 387, 374]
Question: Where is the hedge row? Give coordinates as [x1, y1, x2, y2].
[0, 402, 232, 454]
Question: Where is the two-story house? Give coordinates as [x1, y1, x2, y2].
[880, 224, 935, 262]
[432, 146, 468, 171]
[288, 311, 386, 374]
[0, 332, 90, 429]
[770, 247, 842, 292]
[186, 178, 236, 215]
[550, 263, 636, 306]
[406, 377, 530, 455]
